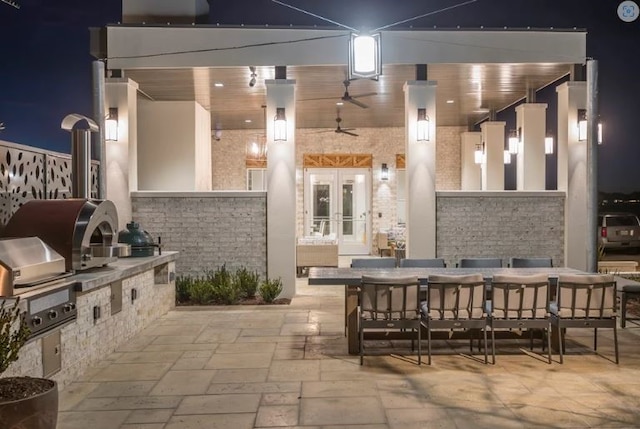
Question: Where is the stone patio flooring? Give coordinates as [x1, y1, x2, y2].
[57, 278, 640, 429]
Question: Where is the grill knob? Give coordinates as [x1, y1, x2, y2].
[32, 316, 42, 326]
[48, 310, 58, 320]
[63, 303, 76, 313]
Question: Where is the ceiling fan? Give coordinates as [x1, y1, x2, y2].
[302, 79, 377, 109]
[320, 109, 358, 137]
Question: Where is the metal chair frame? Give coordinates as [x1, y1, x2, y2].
[489, 274, 552, 364]
[550, 274, 619, 364]
[359, 275, 422, 365]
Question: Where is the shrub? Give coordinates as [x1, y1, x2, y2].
[235, 267, 260, 299]
[259, 277, 283, 303]
[207, 265, 241, 304]
[175, 275, 194, 304]
[1, 298, 30, 375]
[188, 278, 216, 305]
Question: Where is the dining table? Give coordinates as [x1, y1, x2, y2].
[308, 266, 587, 354]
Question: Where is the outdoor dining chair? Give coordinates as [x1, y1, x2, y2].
[509, 257, 553, 268]
[457, 258, 503, 268]
[488, 273, 552, 364]
[422, 273, 489, 364]
[359, 275, 422, 365]
[550, 274, 618, 364]
[399, 258, 446, 268]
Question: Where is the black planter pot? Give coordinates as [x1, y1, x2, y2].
[0, 378, 58, 429]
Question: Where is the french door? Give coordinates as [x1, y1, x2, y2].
[303, 168, 371, 255]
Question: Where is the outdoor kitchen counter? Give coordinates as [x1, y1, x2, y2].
[71, 251, 178, 292]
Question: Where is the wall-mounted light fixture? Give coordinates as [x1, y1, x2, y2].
[380, 163, 389, 181]
[503, 150, 511, 164]
[545, 131, 554, 155]
[416, 108, 430, 141]
[274, 107, 287, 141]
[474, 142, 485, 165]
[105, 108, 118, 141]
[578, 109, 587, 141]
[348, 33, 381, 80]
[577, 109, 603, 144]
[508, 129, 519, 154]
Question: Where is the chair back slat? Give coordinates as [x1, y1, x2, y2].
[360, 275, 420, 320]
[510, 257, 553, 268]
[400, 258, 446, 268]
[556, 274, 616, 319]
[458, 258, 502, 268]
[426, 274, 486, 320]
[491, 274, 549, 320]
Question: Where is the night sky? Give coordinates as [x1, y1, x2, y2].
[1, 0, 639, 192]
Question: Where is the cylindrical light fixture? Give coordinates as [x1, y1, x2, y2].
[416, 108, 430, 141]
[577, 109, 587, 141]
[503, 150, 511, 164]
[105, 108, 118, 141]
[545, 131, 554, 155]
[380, 163, 389, 181]
[508, 129, 519, 154]
[474, 143, 484, 165]
[274, 107, 287, 141]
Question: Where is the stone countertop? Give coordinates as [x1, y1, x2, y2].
[72, 251, 178, 293]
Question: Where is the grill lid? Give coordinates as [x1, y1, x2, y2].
[0, 237, 67, 296]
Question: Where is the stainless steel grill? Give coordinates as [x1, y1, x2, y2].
[0, 237, 77, 337]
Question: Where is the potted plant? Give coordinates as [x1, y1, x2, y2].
[0, 298, 59, 429]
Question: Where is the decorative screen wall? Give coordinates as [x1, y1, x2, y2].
[0, 142, 100, 225]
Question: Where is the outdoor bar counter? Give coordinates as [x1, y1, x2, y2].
[3, 252, 178, 389]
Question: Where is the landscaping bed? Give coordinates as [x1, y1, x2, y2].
[176, 265, 289, 306]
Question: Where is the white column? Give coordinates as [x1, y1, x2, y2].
[404, 81, 437, 258]
[461, 131, 482, 190]
[105, 77, 138, 230]
[556, 81, 587, 270]
[479, 122, 506, 190]
[266, 79, 296, 299]
[515, 103, 548, 190]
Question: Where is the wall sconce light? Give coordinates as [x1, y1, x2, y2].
[274, 107, 287, 141]
[503, 150, 511, 164]
[416, 108, 430, 141]
[598, 121, 603, 145]
[474, 142, 485, 165]
[508, 129, 519, 154]
[380, 163, 389, 181]
[578, 109, 587, 141]
[545, 131, 554, 155]
[577, 109, 603, 144]
[105, 108, 118, 141]
[348, 33, 381, 80]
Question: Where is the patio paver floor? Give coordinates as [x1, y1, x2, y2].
[58, 278, 640, 429]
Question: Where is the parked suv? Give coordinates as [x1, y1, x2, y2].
[598, 212, 640, 251]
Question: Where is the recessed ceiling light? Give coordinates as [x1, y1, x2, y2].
[336, 102, 344, 106]
[245, 119, 252, 123]
[446, 99, 455, 104]
[214, 82, 224, 87]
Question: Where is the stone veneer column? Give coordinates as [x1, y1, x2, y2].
[556, 81, 587, 270]
[479, 122, 506, 190]
[515, 103, 548, 190]
[461, 131, 482, 190]
[105, 77, 138, 229]
[266, 79, 296, 298]
[404, 81, 437, 258]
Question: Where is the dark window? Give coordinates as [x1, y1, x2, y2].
[606, 216, 640, 227]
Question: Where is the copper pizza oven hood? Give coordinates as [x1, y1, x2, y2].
[3, 199, 130, 272]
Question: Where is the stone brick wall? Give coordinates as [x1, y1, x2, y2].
[211, 126, 464, 254]
[131, 191, 267, 277]
[436, 191, 565, 267]
[4, 262, 176, 389]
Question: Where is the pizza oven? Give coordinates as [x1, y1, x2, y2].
[3, 199, 130, 272]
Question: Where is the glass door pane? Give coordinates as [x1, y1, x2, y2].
[304, 168, 371, 255]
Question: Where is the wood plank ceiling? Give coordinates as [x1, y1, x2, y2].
[124, 62, 573, 133]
